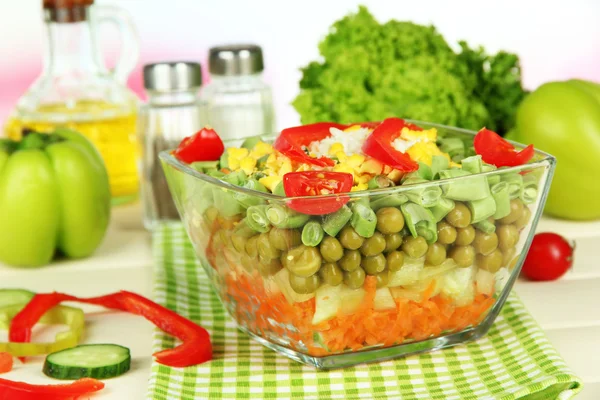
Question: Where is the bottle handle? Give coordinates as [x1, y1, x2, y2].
[91, 5, 140, 85]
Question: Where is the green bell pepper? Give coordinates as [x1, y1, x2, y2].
[510, 79, 600, 220]
[0, 129, 111, 266]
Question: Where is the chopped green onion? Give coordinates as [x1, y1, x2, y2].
[302, 221, 324, 246]
[219, 151, 229, 169]
[245, 205, 271, 232]
[520, 174, 539, 204]
[467, 196, 496, 223]
[491, 181, 511, 219]
[430, 156, 449, 179]
[370, 193, 408, 211]
[439, 169, 490, 201]
[501, 173, 523, 199]
[322, 205, 352, 237]
[400, 203, 437, 243]
[428, 197, 455, 222]
[273, 181, 286, 196]
[234, 179, 268, 208]
[461, 155, 483, 174]
[474, 219, 496, 234]
[266, 204, 310, 229]
[350, 202, 377, 238]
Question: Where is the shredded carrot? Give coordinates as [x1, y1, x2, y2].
[226, 273, 495, 356]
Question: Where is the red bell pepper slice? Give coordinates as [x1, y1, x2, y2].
[0, 377, 104, 400]
[0, 353, 12, 374]
[362, 118, 420, 172]
[9, 291, 212, 368]
[174, 126, 225, 164]
[283, 171, 354, 215]
[474, 128, 534, 167]
[273, 122, 349, 167]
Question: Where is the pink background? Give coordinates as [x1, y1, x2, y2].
[1, 0, 599, 130]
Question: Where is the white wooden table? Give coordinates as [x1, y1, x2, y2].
[0, 203, 598, 399]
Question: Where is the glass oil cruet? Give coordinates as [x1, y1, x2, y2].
[4, 0, 141, 204]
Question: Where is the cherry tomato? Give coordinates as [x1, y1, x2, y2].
[174, 127, 225, 164]
[521, 233, 574, 281]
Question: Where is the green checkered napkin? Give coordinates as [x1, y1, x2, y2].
[147, 223, 582, 400]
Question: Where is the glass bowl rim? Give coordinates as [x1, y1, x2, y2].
[159, 120, 556, 202]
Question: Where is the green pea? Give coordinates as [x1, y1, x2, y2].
[320, 236, 344, 262]
[384, 233, 403, 252]
[473, 231, 499, 256]
[344, 267, 366, 289]
[514, 207, 531, 230]
[289, 273, 321, 294]
[338, 226, 365, 250]
[449, 245, 475, 268]
[375, 207, 405, 234]
[376, 269, 390, 288]
[497, 224, 519, 251]
[437, 221, 457, 245]
[319, 263, 344, 286]
[455, 225, 475, 246]
[477, 249, 503, 273]
[401, 236, 428, 258]
[203, 206, 219, 226]
[245, 236, 259, 258]
[425, 243, 446, 266]
[386, 251, 405, 272]
[361, 253, 387, 275]
[502, 247, 517, 267]
[283, 245, 322, 277]
[257, 232, 281, 260]
[446, 203, 471, 228]
[360, 232, 386, 256]
[258, 258, 283, 276]
[498, 199, 524, 225]
[339, 250, 361, 272]
[269, 227, 301, 251]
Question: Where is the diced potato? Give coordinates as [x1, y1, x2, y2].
[312, 284, 342, 325]
[259, 176, 281, 192]
[391, 279, 440, 303]
[419, 259, 458, 281]
[494, 267, 511, 293]
[347, 154, 365, 168]
[387, 256, 425, 287]
[359, 158, 383, 175]
[339, 286, 366, 315]
[373, 287, 396, 310]
[440, 265, 475, 307]
[274, 269, 315, 304]
[476, 269, 495, 296]
[333, 164, 354, 175]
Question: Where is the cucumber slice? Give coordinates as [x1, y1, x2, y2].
[43, 344, 131, 380]
[0, 289, 35, 308]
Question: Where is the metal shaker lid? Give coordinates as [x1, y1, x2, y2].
[208, 44, 264, 76]
[43, 0, 94, 22]
[143, 62, 203, 92]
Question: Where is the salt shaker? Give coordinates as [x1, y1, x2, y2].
[202, 44, 275, 141]
[139, 62, 206, 230]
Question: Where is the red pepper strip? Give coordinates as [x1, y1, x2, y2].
[174, 126, 225, 164]
[0, 377, 104, 400]
[273, 122, 349, 167]
[10, 291, 212, 368]
[283, 171, 354, 215]
[362, 117, 420, 172]
[0, 353, 11, 374]
[473, 128, 534, 167]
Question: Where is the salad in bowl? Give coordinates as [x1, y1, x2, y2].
[160, 118, 555, 369]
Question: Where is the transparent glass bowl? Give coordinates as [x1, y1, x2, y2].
[160, 122, 555, 369]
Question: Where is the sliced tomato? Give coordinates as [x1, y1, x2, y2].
[273, 122, 348, 167]
[474, 128, 534, 167]
[362, 117, 419, 172]
[174, 126, 225, 164]
[283, 171, 354, 215]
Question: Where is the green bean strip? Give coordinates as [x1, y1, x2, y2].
[206, 169, 226, 179]
[438, 138, 464, 160]
[430, 156, 449, 179]
[245, 205, 271, 233]
[234, 179, 268, 208]
[322, 205, 352, 237]
[416, 162, 433, 180]
[474, 219, 496, 234]
[400, 202, 437, 243]
[428, 197, 455, 222]
[461, 155, 483, 174]
[439, 169, 490, 201]
[404, 178, 443, 208]
[273, 181, 286, 196]
[367, 175, 394, 190]
[350, 202, 377, 238]
[501, 173, 523, 199]
[266, 204, 310, 229]
[301, 221, 325, 246]
[467, 196, 497, 223]
[370, 193, 409, 211]
[481, 164, 496, 173]
[222, 170, 248, 186]
[213, 188, 243, 218]
[219, 150, 229, 169]
[241, 135, 262, 150]
[491, 181, 511, 219]
[520, 174, 539, 204]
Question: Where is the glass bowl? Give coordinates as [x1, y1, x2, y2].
[160, 121, 556, 369]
